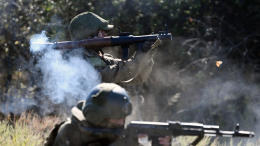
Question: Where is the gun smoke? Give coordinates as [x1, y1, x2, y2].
[29, 31, 101, 114]
[129, 37, 260, 144]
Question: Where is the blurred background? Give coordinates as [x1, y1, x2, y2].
[1, 0, 260, 143]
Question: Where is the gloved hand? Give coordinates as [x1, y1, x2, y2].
[129, 40, 159, 70]
[123, 39, 160, 79]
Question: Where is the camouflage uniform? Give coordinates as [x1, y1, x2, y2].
[51, 103, 140, 146]
[45, 83, 142, 146]
[45, 11, 158, 145]
[63, 47, 155, 85]
[65, 12, 157, 85]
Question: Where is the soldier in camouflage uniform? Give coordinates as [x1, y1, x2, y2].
[63, 12, 158, 85]
[45, 83, 171, 146]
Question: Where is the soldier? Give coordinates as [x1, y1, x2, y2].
[45, 83, 171, 146]
[63, 12, 158, 85]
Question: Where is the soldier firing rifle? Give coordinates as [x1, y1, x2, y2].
[32, 12, 172, 85]
[44, 83, 254, 146]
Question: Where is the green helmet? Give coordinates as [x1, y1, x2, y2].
[82, 83, 132, 125]
[69, 12, 114, 41]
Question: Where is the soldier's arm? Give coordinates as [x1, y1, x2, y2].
[101, 48, 155, 84]
[53, 123, 82, 146]
[122, 60, 154, 85]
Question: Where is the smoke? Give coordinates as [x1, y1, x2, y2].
[30, 31, 50, 53]
[0, 89, 38, 115]
[29, 31, 101, 113]
[129, 37, 260, 127]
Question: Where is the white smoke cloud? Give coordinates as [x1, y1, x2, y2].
[30, 31, 50, 53]
[0, 94, 37, 115]
[30, 31, 101, 108]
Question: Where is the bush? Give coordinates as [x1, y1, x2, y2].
[0, 112, 60, 146]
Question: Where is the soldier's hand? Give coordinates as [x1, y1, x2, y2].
[138, 134, 172, 146]
[158, 136, 172, 146]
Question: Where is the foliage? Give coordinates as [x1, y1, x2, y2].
[1, 0, 260, 94]
[0, 0, 260, 144]
[0, 113, 60, 146]
[0, 122, 42, 146]
[175, 136, 260, 146]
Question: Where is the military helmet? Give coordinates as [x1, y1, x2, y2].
[69, 12, 114, 41]
[82, 83, 132, 125]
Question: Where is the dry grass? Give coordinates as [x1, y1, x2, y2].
[0, 112, 60, 146]
[175, 136, 259, 146]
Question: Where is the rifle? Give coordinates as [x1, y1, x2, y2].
[83, 121, 254, 146]
[31, 25, 172, 60]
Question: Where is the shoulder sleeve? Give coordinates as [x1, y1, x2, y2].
[122, 60, 154, 85]
[53, 122, 82, 146]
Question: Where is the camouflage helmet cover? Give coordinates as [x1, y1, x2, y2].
[69, 12, 114, 41]
[82, 83, 132, 125]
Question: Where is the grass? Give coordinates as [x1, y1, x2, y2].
[0, 112, 60, 146]
[0, 113, 258, 146]
[175, 136, 259, 146]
